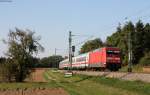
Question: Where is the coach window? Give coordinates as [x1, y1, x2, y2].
[72, 59, 75, 63]
[77, 57, 86, 62]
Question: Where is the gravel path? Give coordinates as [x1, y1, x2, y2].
[67, 71, 150, 83]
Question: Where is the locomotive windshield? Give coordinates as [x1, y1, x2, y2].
[107, 50, 120, 57]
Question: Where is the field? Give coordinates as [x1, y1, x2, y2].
[44, 69, 150, 95]
[0, 68, 149, 95]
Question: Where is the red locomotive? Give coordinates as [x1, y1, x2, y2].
[59, 47, 121, 71]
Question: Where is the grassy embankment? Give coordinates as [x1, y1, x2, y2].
[44, 69, 150, 95]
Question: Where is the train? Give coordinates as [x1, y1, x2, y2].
[59, 47, 121, 71]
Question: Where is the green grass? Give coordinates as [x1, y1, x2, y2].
[119, 65, 143, 72]
[0, 82, 57, 90]
[44, 70, 150, 95]
[91, 77, 150, 95]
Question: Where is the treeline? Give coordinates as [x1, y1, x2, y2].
[107, 20, 150, 65]
[0, 55, 63, 68]
[28, 55, 64, 68]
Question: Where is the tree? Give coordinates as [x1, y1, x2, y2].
[139, 52, 150, 66]
[0, 57, 6, 64]
[40, 55, 64, 68]
[132, 20, 145, 64]
[143, 23, 150, 52]
[40, 57, 50, 67]
[4, 28, 44, 82]
[80, 38, 103, 54]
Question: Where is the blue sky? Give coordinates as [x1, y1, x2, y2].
[0, 0, 150, 57]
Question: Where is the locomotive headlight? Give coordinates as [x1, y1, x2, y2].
[115, 58, 120, 60]
[107, 57, 112, 60]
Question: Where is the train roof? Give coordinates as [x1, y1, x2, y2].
[89, 47, 120, 52]
[74, 52, 89, 58]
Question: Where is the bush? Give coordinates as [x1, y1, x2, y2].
[139, 52, 150, 66]
[0, 59, 17, 82]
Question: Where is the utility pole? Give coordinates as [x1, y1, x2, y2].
[55, 48, 57, 55]
[128, 32, 132, 72]
[69, 31, 72, 71]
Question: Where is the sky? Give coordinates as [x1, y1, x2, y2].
[0, 0, 150, 58]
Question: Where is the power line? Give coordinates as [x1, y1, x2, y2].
[54, 48, 68, 55]
[72, 34, 94, 37]
[136, 13, 150, 21]
[97, 5, 150, 39]
[73, 36, 94, 46]
[126, 5, 150, 20]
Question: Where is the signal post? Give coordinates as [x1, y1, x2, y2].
[65, 31, 73, 77]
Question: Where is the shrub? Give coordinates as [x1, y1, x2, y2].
[0, 59, 16, 82]
[139, 52, 150, 66]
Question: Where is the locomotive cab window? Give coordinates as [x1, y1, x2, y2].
[107, 50, 120, 57]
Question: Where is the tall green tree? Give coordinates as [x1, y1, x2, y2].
[143, 23, 150, 52]
[5, 28, 44, 82]
[132, 20, 145, 64]
[80, 38, 103, 54]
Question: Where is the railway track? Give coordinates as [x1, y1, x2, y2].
[60, 70, 150, 83]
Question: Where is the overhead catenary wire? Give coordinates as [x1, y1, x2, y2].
[73, 35, 94, 46]
[101, 4, 150, 36]
[125, 4, 150, 20]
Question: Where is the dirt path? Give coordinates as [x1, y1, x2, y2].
[29, 68, 48, 82]
[0, 88, 68, 95]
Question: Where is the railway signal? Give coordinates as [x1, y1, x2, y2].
[72, 46, 75, 57]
